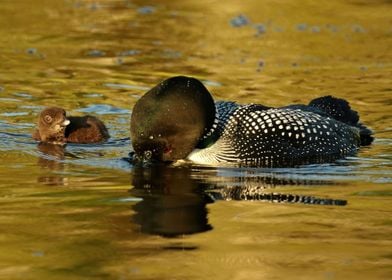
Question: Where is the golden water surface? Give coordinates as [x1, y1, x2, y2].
[0, 0, 391, 279]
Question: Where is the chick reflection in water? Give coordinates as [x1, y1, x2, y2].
[37, 143, 67, 186]
[129, 165, 213, 238]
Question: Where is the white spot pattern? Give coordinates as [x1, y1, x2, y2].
[189, 101, 361, 167]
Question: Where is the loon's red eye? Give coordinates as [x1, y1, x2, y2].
[163, 145, 172, 154]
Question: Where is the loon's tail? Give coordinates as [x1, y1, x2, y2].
[309, 95, 374, 145]
[356, 123, 374, 146]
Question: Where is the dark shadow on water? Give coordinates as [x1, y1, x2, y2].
[130, 165, 214, 238]
[129, 164, 347, 238]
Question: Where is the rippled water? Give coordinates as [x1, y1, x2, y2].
[0, 0, 391, 279]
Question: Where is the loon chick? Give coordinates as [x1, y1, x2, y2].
[130, 76, 373, 167]
[33, 107, 110, 144]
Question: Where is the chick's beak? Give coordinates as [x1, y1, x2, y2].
[62, 119, 70, 126]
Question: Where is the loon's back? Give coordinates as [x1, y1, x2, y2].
[188, 96, 373, 167]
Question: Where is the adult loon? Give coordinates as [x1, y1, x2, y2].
[130, 76, 373, 167]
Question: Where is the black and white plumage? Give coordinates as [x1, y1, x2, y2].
[188, 102, 363, 166]
[130, 76, 373, 167]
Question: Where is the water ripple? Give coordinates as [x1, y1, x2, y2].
[76, 104, 130, 115]
[104, 83, 150, 91]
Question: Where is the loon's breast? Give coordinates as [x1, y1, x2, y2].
[187, 101, 361, 167]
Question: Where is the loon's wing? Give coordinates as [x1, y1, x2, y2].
[308, 95, 373, 145]
[284, 96, 373, 146]
[226, 105, 362, 166]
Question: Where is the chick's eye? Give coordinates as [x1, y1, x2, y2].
[44, 115, 52, 123]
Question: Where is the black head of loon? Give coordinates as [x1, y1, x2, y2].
[130, 76, 216, 162]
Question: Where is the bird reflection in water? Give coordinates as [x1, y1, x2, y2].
[130, 165, 214, 238]
[36, 143, 67, 186]
[202, 168, 347, 205]
[129, 164, 347, 238]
